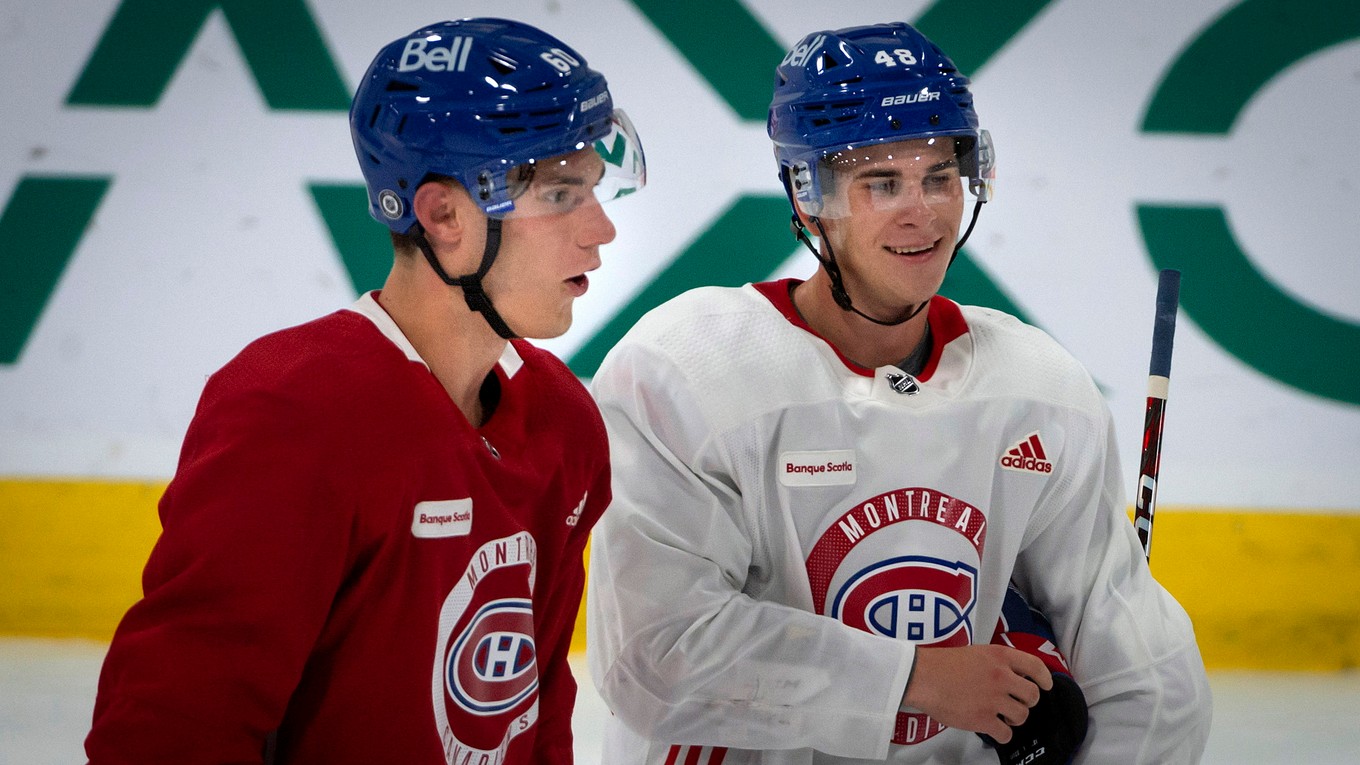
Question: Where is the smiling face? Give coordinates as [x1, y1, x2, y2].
[812, 137, 965, 321]
[480, 147, 617, 339]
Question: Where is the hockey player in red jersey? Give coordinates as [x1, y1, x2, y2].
[85, 18, 645, 764]
[585, 20, 1209, 764]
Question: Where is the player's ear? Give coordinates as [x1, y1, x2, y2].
[791, 202, 819, 232]
[412, 180, 469, 250]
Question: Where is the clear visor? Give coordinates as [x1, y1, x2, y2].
[592, 109, 647, 203]
[811, 136, 974, 220]
[496, 109, 646, 219]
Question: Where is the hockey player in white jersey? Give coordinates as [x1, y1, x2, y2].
[586, 20, 1212, 765]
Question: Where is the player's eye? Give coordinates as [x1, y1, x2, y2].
[866, 178, 899, 196]
[539, 184, 583, 211]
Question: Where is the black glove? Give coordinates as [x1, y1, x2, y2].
[980, 671, 1088, 764]
[978, 584, 1090, 764]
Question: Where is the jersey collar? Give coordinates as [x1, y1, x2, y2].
[752, 278, 969, 382]
[347, 290, 525, 378]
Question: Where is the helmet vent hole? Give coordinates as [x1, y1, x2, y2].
[385, 80, 420, 93]
[489, 55, 517, 75]
[396, 115, 408, 134]
[485, 111, 529, 135]
[367, 105, 382, 128]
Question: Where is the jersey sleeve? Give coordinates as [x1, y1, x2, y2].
[1012, 407, 1212, 764]
[586, 341, 915, 761]
[86, 370, 355, 764]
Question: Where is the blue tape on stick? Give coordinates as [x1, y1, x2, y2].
[1149, 269, 1181, 377]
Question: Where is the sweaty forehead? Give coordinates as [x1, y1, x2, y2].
[827, 137, 955, 170]
[534, 147, 605, 182]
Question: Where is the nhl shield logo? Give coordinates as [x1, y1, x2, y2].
[886, 372, 920, 395]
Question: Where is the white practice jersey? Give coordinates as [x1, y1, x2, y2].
[587, 280, 1211, 764]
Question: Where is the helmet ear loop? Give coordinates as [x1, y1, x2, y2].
[781, 170, 853, 311]
[809, 217, 855, 313]
[410, 220, 519, 340]
[950, 198, 985, 266]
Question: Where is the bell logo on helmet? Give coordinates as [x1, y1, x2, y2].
[397, 35, 473, 73]
[781, 34, 826, 69]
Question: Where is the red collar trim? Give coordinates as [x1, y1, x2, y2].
[752, 279, 969, 381]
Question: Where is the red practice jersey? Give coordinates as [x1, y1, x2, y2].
[87, 292, 609, 764]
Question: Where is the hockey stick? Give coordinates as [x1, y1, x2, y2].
[1134, 269, 1181, 561]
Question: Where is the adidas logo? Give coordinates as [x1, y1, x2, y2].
[1000, 432, 1053, 474]
[565, 492, 587, 527]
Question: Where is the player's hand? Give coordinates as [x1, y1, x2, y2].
[900, 644, 1053, 743]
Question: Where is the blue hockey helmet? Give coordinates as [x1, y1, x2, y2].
[350, 18, 644, 233]
[768, 21, 994, 218]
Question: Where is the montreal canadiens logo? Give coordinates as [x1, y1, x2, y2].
[446, 598, 538, 715]
[831, 557, 978, 647]
[805, 489, 986, 746]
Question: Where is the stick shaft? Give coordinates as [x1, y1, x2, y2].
[1135, 269, 1181, 560]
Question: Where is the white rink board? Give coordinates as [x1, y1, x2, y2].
[1, 0, 1357, 510]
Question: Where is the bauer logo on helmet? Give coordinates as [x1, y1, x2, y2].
[580, 92, 608, 113]
[881, 90, 941, 107]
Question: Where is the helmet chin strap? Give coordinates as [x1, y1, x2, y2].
[784, 177, 985, 328]
[411, 220, 519, 340]
[803, 215, 929, 326]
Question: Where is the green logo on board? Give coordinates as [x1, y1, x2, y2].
[1, 0, 1355, 404]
